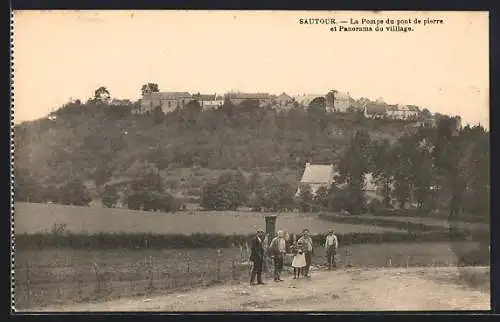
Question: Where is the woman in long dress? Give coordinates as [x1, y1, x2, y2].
[292, 240, 306, 279]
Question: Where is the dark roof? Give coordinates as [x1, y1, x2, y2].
[277, 92, 292, 100]
[406, 105, 420, 112]
[145, 92, 192, 100]
[193, 94, 216, 101]
[225, 92, 270, 99]
[365, 102, 387, 114]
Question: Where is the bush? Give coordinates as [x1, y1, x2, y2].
[318, 213, 443, 232]
[367, 199, 384, 214]
[14, 229, 489, 251]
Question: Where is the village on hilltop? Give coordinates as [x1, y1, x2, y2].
[128, 89, 451, 129]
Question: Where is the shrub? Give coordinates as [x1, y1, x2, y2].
[367, 199, 384, 214]
[14, 229, 488, 251]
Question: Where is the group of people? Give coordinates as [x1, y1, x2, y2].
[249, 228, 339, 285]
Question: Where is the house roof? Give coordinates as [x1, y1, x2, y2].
[145, 92, 192, 100]
[299, 163, 336, 184]
[277, 93, 292, 100]
[225, 92, 270, 99]
[365, 102, 387, 115]
[193, 94, 216, 101]
[293, 94, 324, 106]
[406, 105, 420, 112]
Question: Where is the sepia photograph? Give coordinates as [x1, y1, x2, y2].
[11, 10, 490, 312]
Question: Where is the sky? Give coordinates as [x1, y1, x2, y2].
[13, 10, 489, 128]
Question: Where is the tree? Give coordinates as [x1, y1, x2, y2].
[152, 106, 165, 124]
[102, 185, 119, 208]
[93, 164, 113, 188]
[141, 83, 160, 96]
[124, 161, 166, 211]
[176, 100, 202, 126]
[14, 168, 43, 203]
[308, 97, 326, 112]
[313, 186, 330, 211]
[93, 86, 111, 104]
[337, 130, 371, 214]
[420, 108, 432, 121]
[391, 138, 415, 209]
[200, 171, 247, 211]
[59, 179, 92, 206]
[371, 140, 395, 208]
[297, 184, 313, 213]
[252, 176, 296, 212]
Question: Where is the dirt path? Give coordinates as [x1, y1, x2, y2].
[25, 266, 490, 312]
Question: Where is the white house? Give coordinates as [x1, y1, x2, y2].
[192, 93, 224, 110]
[296, 162, 337, 197]
[387, 104, 420, 120]
[296, 162, 391, 203]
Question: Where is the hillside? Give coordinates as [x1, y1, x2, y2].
[14, 101, 419, 197]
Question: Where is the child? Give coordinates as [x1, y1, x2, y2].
[291, 239, 306, 279]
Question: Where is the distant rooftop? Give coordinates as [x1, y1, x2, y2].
[300, 162, 336, 184]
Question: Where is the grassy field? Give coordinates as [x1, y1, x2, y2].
[14, 241, 485, 310]
[14, 202, 403, 235]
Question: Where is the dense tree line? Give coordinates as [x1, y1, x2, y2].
[198, 117, 488, 221]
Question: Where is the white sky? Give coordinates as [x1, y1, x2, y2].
[13, 10, 489, 128]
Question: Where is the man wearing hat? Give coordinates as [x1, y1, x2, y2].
[249, 229, 266, 285]
[298, 229, 314, 278]
[324, 229, 339, 270]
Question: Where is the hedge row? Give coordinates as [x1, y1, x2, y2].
[372, 208, 488, 224]
[14, 230, 488, 250]
[319, 213, 453, 233]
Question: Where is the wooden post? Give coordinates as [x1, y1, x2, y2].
[186, 261, 191, 286]
[216, 249, 222, 282]
[25, 263, 31, 308]
[231, 260, 236, 281]
[148, 256, 154, 292]
[93, 262, 100, 294]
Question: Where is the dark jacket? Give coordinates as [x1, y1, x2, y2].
[249, 236, 264, 262]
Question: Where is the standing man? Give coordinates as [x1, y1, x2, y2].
[269, 230, 287, 282]
[298, 229, 314, 278]
[249, 229, 266, 285]
[324, 229, 339, 270]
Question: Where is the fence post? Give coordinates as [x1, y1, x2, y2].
[344, 248, 352, 268]
[216, 249, 222, 282]
[147, 256, 154, 293]
[76, 270, 83, 299]
[25, 262, 31, 308]
[186, 260, 191, 286]
[93, 261, 100, 294]
[231, 260, 236, 281]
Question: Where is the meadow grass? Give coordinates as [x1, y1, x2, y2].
[14, 241, 486, 310]
[14, 202, 403, 235]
